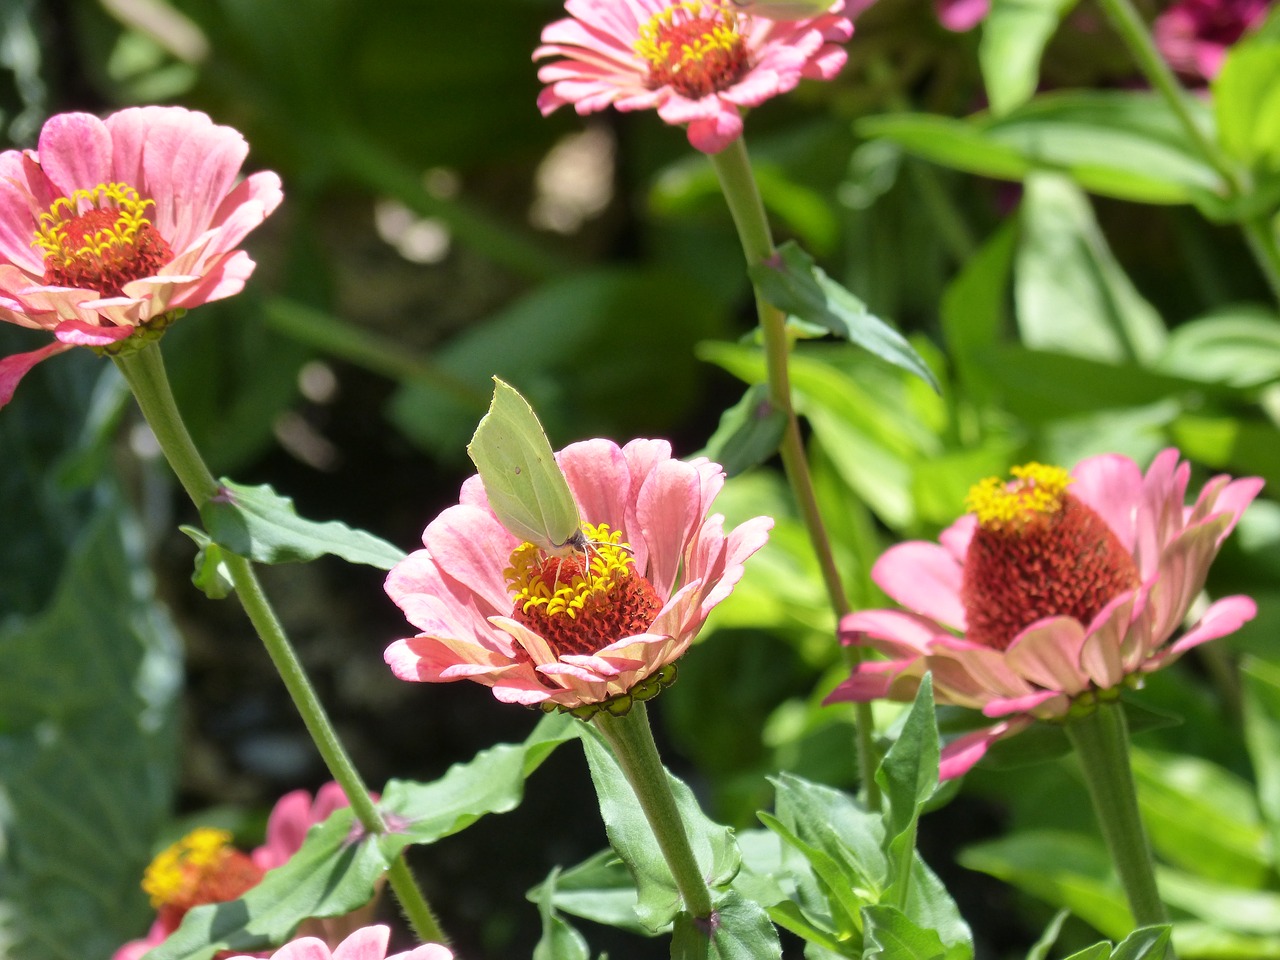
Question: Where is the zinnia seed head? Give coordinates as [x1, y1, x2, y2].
[635, 1, 750, 98]
[506, 522, 662, 657]
[960, 462, 1140, 651]
[141, 827, 263, 919]
[32, 183, 173, 297]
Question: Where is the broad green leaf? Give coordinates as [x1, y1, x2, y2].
[528, 850, 651, 935]
[903, 854, 973, 956]
[1241, 657, 1280, 867]
[672, 891, 782, 960]
[1130, 748, 1269, 886]
[697, 382, 787, 477]
[148, 714, 577, 960]
[1171, 921, 1280, 958]
[580, 720, 740, 931]
[533, 868, 593, 960]
[748, 242, 940, 390]
[0, 505, 181, 960]
[1016, 174, 1166, 364]
[876, 676, 939, 908]
[959, 831, 1132, 938]
[861, 905, 962, 960]
[200, 479, 406, 569]
[1109, 925, 1175, 960]
[940, 220, 1016, 402]
[1213, 40, 1280, 171]
[1158, 868, 1280, 934]
[859, 93, 1221, 204]
[1060, 946, 1111, 960]
[979, 0, 1078, 115]
[1155, 306, 1280, 387]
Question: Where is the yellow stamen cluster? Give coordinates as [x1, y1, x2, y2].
[965, 462, 1073, 530]
[506, 522, 634, 619]
[32, 183, 156, 266]
[635, 1, 741, 72]
[141, 827, 232, 908]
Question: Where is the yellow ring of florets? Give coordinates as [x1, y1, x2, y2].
[32, 183, 156, 265]
[506, 522, 634, 620]
[965, 462, 1072, 530]
[141, 827, 232, 908]
[634, 1, 742, 71]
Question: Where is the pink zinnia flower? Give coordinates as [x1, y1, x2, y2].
[0, 106, 282, 407]
[826, 450, 1262, 779]
[1153, 0, 1268, 81]
[226, 925, 452, 960]
[385, 438, 772, 713]
[533, 0, 854, 154]
[114, 784, 361, 960]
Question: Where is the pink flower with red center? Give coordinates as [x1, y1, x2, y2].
[385, 438, 772, 713]
[0, 106, 282, 408]
[533, 0, 854, 154]
[226, 925, 452, 960]
[1153, 0, 1268, 80]
[114, 784, 362, 960]
[826, 450, 1262, 779]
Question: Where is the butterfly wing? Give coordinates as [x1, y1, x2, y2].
[467, 378, 582, 555]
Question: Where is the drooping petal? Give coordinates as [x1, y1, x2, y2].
[0, 341, 72, 407]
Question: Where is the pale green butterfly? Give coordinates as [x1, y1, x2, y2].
[467, 377, 589, 558]
[728, 0, 832, 19]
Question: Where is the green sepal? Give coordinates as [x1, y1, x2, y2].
[179, 525, 234, 599]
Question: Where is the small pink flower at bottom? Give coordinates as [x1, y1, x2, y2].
[385, 439, 772, 715]
[225, 925, 451, 960]
[0, 106, 282, 408]
[114, 784, 364, 960]
[534, 0, 853, 154]
[1154, 0, 1269, 80]
[826, 450, 1262, 779]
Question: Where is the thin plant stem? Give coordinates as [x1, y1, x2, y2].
[593, 704, 714, 920]
[1093, 0, 1280, 304]
[709, 137, 882, 811]
[1064, 700, 1170, 933]
[114, 342, 446, 946]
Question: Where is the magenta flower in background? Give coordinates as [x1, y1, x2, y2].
[934, 0, 988, 32]
[226, 925, 452, 960]
[1153, 0, 1268, 80]
[0, 106, 282, 407]
[385, 438, 772, 713]
[534, 0, 853, 153]
[826, 450, 1262, 779]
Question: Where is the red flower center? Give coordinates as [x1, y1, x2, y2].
[142, 828, 264, 929]
[32, 183, 173, 297]
[960, 463, 1140, 651]
[635, 2, 750, 98]
[507, 523, 662, 658]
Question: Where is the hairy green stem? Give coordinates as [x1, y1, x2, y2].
[594, 705, 714, 920]
[709, 137, 882, 811]
[1094, 0, 1280, 304]
[114, 343, 445, 946]
[1064, 701, 1170, 932]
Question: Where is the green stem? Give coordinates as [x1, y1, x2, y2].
[709, 137, 882, 811]
[1064, 700, 1169, 931]
[114, 343, 446, 946]
[1093, 0, 1280, 305]
[593, 704, 714, 920]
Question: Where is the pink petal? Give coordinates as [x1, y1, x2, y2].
[0, 341, 71, 408]
[269, 938, 334, 960]
[53, 318, 134, 346]
[840, 608, 951, 658]
[936, 0, 989, 30]
[1004, 616, 1091, 696]
[938, 720, 1028, 780]
[1158, 594, 1257, 661]
[870, 540, 967, 629]
[331, 925, 391, 960]
[1071, 452, 1143, 552]
[37, 113, 113, 193]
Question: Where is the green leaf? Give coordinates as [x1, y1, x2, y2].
[1025, 910, 1070, 960]
[1155, 306, 1280, 387]
[940, 220, 1016, 401]
[861, 905, 960, 960]
[148, 714, 577, 960]
[672, 891, 782, 960]
[0, 503, 181, 960]
[696, 382, 787, 477]
[1016, 173, 1166, 365]
[579, 723, 740, 931]
[179, 525, 234, 599]
[859, 93, 1221, 205]
[527, 850, 650, 935]
[979, 0, 1078, 115]
[533, 868, 593, 960]
[876, 676, 939, 907]
[1109, 925, 1175, 960]
[1213, 40, 1280, 171]
[748, 242, 940, 391]
[1241, 657, 1280, 868]
[200, 479, 406, 569]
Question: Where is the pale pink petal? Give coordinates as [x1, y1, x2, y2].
[330, 925, 391, 960]
[53, 318, 134, 346]
[37, 113, 112, 193]
[1156, 594, 1257, 662]
[0, 341, 71, 407]
[265, 939, 333, 960]
[1004, 617, 1092, 696]
[390, 946, 454, 960]
[870, 540, 966, 629]
[840, 608, 951, 658]
[1071, 452, 1143, 552]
